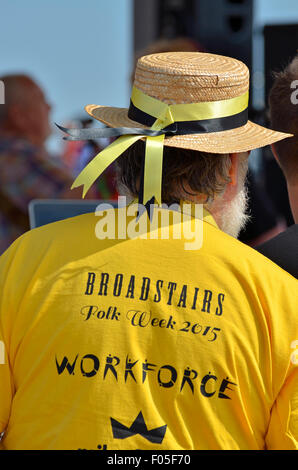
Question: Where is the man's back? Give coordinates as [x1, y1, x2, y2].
[0, 204, 297, 450]
[256, 224, 298, 279]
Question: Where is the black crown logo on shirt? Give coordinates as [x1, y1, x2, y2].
[110, 411, 167, 444]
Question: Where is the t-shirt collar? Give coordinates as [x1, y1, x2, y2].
[129, 198, 218, 230]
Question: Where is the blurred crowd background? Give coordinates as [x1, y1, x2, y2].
[0, 0, 297, 254]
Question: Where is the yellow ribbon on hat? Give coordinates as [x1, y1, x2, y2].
[71, 86, 249, 206]
[131, 86, 248, 123]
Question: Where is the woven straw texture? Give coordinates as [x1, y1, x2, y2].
[134, 52, 249, 104]
[85, 52, 292, 153]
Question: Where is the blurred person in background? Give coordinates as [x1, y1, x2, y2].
[0, 74, 96, 254]
[256, 56, 298, 278]
[136, 36, 206, 56]
[62, 116, 118, 200]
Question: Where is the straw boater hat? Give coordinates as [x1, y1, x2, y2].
[85, 52, 291, 153]
[59, 52, 292, 205]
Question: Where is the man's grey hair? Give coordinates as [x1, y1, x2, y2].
[116, 140, 248, 206]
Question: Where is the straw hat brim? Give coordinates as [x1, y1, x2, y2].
[85, 104, 293, 154]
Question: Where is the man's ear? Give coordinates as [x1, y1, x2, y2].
[229, 153, 239, 186]
[229, 151, 251, 186]
[271, 143, 280, 164]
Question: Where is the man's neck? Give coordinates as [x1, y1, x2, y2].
[182, 194, 223, 232]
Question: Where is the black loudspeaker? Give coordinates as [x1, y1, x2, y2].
[157, 0, 253, 101]
[264, 24, 298, 106]
[135, 0, 253, 70]
[193, 0, 253, 70]
[157, 0, 197, 39]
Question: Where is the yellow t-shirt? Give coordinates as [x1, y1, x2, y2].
[0, 202, 297, 450]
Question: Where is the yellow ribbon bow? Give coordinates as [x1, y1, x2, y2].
[70, 87, 249, 207]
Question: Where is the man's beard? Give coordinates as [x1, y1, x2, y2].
[219, 184, 250, 238]
[219, 158, 250, 238]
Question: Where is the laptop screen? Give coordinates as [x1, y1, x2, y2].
[28, 199, 118, 229]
